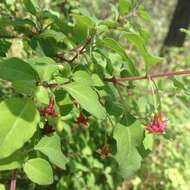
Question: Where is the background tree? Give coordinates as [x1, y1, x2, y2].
[163, 0, 190, 47]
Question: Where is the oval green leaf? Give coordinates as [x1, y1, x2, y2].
[23, 0, 37, 15]
[0, 57, 39, 81]
[28, 57, 58, 81]
[64, 82, 106, 119]
[113, 121, 143, 178]
[73, 70, 94, 86]
[34, 133, 68, 169]
[24, 158, 53, 185]
[0, 98, 40, 159]
[0, 184, 5, 190]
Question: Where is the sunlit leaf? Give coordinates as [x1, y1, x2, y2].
[24, 158, 53, 185]
[34, 133, 68, 169]
[114, 121, 143, 178]
[0, 98, 40, 159]
[64, 82, 106, 119]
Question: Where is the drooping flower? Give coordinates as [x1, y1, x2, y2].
[75, 113, 89, 126]
[39, 96, 58, 117]
[97, 145, 111, 159]
[42, 121, 55, 135]
[146, 112, 166, 134]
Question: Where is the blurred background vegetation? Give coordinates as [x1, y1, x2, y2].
[1, 0, 190, 189]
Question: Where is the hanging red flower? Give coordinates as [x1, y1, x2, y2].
[97, 145, 111, 159]
[146, 112, 167, 134]
[39, 96, 58, 117]
[42, 121, 55, 135]
[75, 113, 89, 126]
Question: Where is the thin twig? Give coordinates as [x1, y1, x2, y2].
[10, 170, 16, 190]
[104, 70, 190, 82]
[117, 0, 142, 23]
[55, 33, 95, 63]
[37, 70, 190, 90]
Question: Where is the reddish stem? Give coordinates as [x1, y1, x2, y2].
[55, 33, 94, 63]
[10, 170, 16, 190]
[104, 70, 190, 82]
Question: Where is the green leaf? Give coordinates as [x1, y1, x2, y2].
[74, 15, 95, 29]
[0, 98, 40, 159]
[0, 151, 25, 171]
[24, 158, 53, 185]
[35, 86, 50, 105]
[142, 52, 163, 66]
[124, 32, 145, 47]
[40, 30, 69, 42]
[0, 40, 11, 57]
[29, 37, 56, 57]
[73, 70, 94, 86]
[100, 38, 126, 59]
[73, 15, 95, 43]
[91, 74, 104, 87]
[118, 0, 130, 15]
[140, 29, 150, 41]
[143, 132, 153, 151]
[170, 77, 185, 89]
[39, 10, 59, 22]
[28, 57, 58, 81]
[180, 28, 190, 36]
[34, 133, 68, 169]
[23, 0, 37, 15]
[13, 18, 36, 28]
[138, 9, 151, 22]
[120, 112, 136, 127]
[74, 15, 95, 28]
[123, 32, 162, 65]
[98, 38, 138, 75]
[105, 101, 123, 117]
[12, 80, 37, 95]
[0, 58, 39, 81]
[0, 184, 5, 190]
[113, 121, 143, 178]
[64, 82, 106, 119]
[110, 4, 119, 21]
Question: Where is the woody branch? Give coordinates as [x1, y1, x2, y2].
[10, 170, 16, 190]
[104, 70, 190, 83]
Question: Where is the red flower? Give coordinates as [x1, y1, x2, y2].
[75, 113, 89, 126]
[146, 112, 166, 134]
[97, 145, 111, 159]
[42, 121, 55, 135]
[39, 96, 58, 117]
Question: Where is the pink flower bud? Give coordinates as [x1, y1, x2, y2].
[146, 112, 166, 134]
